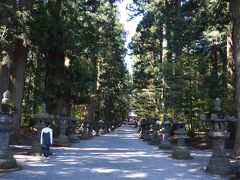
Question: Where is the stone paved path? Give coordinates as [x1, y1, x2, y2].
[0, 125, 226, 180]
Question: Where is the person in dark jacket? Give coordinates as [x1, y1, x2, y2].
[40, 121, 53, 158]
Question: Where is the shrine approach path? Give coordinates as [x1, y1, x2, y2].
[1, 125, 226, 180]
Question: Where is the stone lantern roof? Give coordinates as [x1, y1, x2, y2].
[31, 103, 53, 119]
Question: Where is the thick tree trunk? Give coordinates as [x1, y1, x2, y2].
[231, 0, 240, 157]
[44, 0, 68, 115]
[225, 24, 237, 140]
[45, 49, 65, 115]
[9, 38, 27, 135]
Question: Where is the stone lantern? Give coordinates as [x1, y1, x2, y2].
[99, 120, 104, 135]
[159, 119, 172, 149]
[93, 121, 100, 136]
[81, 121, 90, 139]
[149, 119, 161, 145]
[139, 119, 146, 139]
[0, 91, 17, 170]
[103, 123, 109, 134]
[55, 116, 70, 146]
[68, 116, 80, 143]
[30, 103, 53, 154]
[200, 98, 236, 176]
[143, 119, 151, 142]
[171, 120, 192, 160]
[88, 122, 93, 138]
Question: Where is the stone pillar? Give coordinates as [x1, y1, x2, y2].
[0, 91, 17, 170]
[29, 103, 53, 154]
[159, 120, 172, 149]
[68, 117, 80, 143]
[171, 121, 192, 160]
[54, 116, 70, 146]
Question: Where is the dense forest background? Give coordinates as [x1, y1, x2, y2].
[1, 0, 240, 157]
[0, 0, 130, 140]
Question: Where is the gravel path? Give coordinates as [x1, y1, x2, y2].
[0, 125, 226, 180]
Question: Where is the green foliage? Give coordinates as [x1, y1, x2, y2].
[8, 0, 131, 126]
[130, 0, 234, 136]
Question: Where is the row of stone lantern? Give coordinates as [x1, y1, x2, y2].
[139, 116, 192, 160]
[0, 90, 119, 171]
[29, 104, 83, 154]
[77, 120, 116, 140]
[138, 97, 237, 177]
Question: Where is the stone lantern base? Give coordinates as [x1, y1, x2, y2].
[68, 134, 80, 143]
[29, 143, 53, 156]
[171, 146, 192, 160]
[0, 155, 17, 169]
[143, 132, 151, 141]
[139, 132, 144, 139]
[159, 141, 172, 149]
[54, 135, 70, 147]
[82, 133, 89, 139]
[149, 136, 161, 145]
[95, 130, 100, 136]
[206, 156, 231, 176]
[80, 133, 89, 140]
[104, 128, 110, 134]
[143, 135, 151, 141]
[88, 132, 93, 138]
[29, 143, 41, 154]
[99, 129, 105, 135]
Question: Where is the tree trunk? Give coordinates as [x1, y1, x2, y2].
[44, 0, 68, 115]
[45, 49, 65, 115]
[174, 0, 182, 56]
[161, 23, 167, 112]
[9, 38, 28, 136]
[231, 0, 240, 158]
[85, 56, 98, 124]
[0, 63, 9, 100]
[225, 24, 236, 140]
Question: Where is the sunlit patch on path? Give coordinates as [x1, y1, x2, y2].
[0, 125, 226, 180]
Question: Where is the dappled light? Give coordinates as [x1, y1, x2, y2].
[1, 126, 227, 180]
[1, 0, 240, 179]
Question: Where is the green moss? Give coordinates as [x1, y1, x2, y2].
[1, 103, 16, 113]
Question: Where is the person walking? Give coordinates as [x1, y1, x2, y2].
[40, 121, 53, 159]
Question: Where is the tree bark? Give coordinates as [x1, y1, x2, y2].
[174, 0, 182, 56]
[85, 55, 98, 124]
[231, 0, 240, 157]
[9, 38, 28, 135]
[45, 48, 65, 115]
[44, 0, 68, 115]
